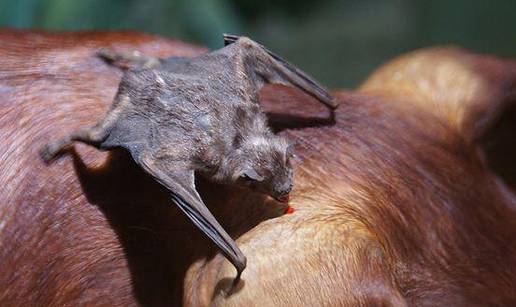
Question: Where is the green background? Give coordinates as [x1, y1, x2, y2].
[1, 0, 514, 88]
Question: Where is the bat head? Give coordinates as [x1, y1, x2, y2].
[232, 134, 294, 202]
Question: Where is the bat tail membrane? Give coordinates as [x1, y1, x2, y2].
[223, 34, 339, 109]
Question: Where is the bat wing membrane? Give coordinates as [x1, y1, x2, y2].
[135, 154, 247, 280]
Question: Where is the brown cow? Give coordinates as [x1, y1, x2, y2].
[0, 30, 515, 306]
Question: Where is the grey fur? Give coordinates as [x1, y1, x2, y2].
[41, 35, 337, 283]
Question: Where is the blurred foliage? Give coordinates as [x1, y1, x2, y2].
[0, 0, 515, 88]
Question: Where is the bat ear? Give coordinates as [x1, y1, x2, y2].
[286, 141, 295, 158]
[241, 168, 265, 182]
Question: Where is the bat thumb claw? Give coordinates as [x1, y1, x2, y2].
[226, 271, 244, 297]
[328, 97, 340, 109]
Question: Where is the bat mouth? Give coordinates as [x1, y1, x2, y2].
[275, 194, 290, 203]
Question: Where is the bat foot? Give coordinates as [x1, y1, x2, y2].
[97, 48, 117, 62]
[97, 48, 130, 70]
[97, 48, 161, 70]
[39, 145, 58, 164]
[39, 142, 70, 164]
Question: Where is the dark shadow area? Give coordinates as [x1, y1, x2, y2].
[266, 110, 336, 133]
[70, 148, 195, 306]
[260, 84, 339, 133]
[481, 100, 516, 191]
[212, 277, 246, 300]
[67, 148, 284, 306]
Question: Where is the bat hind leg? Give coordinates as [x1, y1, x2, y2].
[40, 124, 111, 163]
[97, 49, 161, 70]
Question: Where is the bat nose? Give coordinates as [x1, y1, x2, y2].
[275, 181, 293, 198]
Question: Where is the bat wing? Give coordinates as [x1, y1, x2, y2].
[92, 102, 247, 277]
[224, 34, 338, 109]
[134, 153, 247, 279]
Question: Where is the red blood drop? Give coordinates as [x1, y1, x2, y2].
[286, 206, 295, 214]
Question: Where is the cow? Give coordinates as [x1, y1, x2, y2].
[1, 29, 515, 306]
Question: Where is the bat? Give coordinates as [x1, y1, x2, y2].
[40, 34, 338, 284]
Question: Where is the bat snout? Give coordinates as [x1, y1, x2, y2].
[272, 181, 293, 203]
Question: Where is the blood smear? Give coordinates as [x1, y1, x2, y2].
[286, 206, 295, 214]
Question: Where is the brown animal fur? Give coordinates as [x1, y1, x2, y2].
[1, 30, 515, 306]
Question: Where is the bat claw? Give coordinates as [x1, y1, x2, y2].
[39, 144, 61, 163]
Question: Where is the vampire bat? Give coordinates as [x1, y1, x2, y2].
[41, 34, 338, 283]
